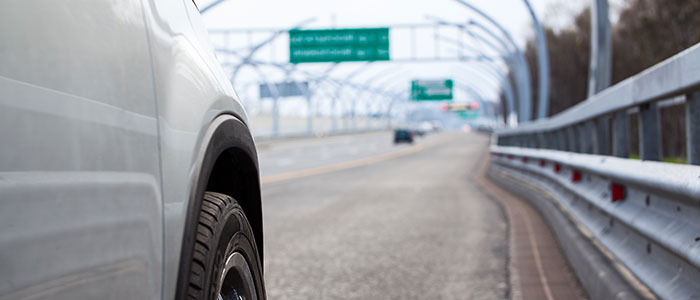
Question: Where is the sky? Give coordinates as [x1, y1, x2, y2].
[200, 0, 591, 46]
[196, 0, 597, 118]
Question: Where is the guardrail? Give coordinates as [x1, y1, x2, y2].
[492, 42, 700, 298]
[496, 42, 700, 165]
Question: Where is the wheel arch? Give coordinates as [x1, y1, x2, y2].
[175, 113, 263, 299]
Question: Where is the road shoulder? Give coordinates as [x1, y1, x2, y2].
[475, 153, 588, 300]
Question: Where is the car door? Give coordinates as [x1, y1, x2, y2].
[0, 1, 163, 299]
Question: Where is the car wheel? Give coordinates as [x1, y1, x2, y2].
[185, 192, 265, 300]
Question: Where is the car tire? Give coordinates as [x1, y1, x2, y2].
[185, 192, 265, 300]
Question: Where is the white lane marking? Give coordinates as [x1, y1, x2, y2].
[518, 205, 555, 300]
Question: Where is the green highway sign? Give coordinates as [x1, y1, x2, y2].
[458, 111, 479, 120]
[289, 28, 390, 63]
[411, 79, 454, 101]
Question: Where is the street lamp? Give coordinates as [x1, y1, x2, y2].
[453, 0, 535, 123]
[426, 14, 530, 124]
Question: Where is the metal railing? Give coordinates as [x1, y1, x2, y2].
[491, 42, 700, 299]
[496, 42, 700, 165]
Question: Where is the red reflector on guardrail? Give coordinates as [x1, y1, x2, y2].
[522, 157, 528, 163]
[554, 163, 561, 173]
[572, 170, 581, 182]
[611, 183, 626, 202]
[539, 160, 546, 167]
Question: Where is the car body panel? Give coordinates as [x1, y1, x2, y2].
[0, 0, 162, 299]
[140, 1, 253, 299]
[1, 0, 258, 298]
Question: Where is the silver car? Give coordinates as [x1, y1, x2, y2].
[0, 1, 265, 299]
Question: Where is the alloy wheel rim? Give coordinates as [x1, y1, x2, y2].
[217, 252, 257, 300]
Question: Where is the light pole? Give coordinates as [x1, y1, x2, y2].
[283, 64, 338, 135]
[329, 63, 376, 132]
[198, 0, 227, 14]
[427, 27, 517, 125]
[467, 19, 531, 123]
[588, 0, 611, 96]
[454, 76, 495, 112]
[426, 14, 530, 123]
[357, 68, 407, 128]
[452, 62, 517, 125]
[522, 0, 550, 119]
[338, 67, 406, 130]
[454, 0, 534, 123]
[452, 72, 504, 122]
[228, 18, 316, 87]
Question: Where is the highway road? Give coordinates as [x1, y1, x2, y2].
[257, 131, 585, 299]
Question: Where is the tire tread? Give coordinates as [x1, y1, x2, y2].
[185, 191, 262, 300]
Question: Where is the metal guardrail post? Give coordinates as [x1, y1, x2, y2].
[542, 132, 548, 149]
[542, 133, 547, 149]
[687, 92, 700, 165]
[612, 111, 629, 158]
[559, 129, 567, 151]
[639, 103, 661, 161]
[568, 126, 578, 152]
[577, 124, 584, 153]
[595, 116, 611, 155]
[583, 121, 595, 154]
[578, 124, 587, 153]
[557, 130, 564, 150]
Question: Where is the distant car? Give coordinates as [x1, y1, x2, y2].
[0, 1, 265, 300]
[431, 121, 443, 132]
[394, 129, 415, 144]
[419, 121, 434, 133]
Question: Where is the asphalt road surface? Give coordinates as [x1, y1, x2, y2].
[259, 131, 510, 299]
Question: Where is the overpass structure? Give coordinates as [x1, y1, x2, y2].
[210, 22, 511, 137]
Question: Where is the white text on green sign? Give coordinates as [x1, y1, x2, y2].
[289, 28, 390, 63]
[411, 79, 453, 101]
